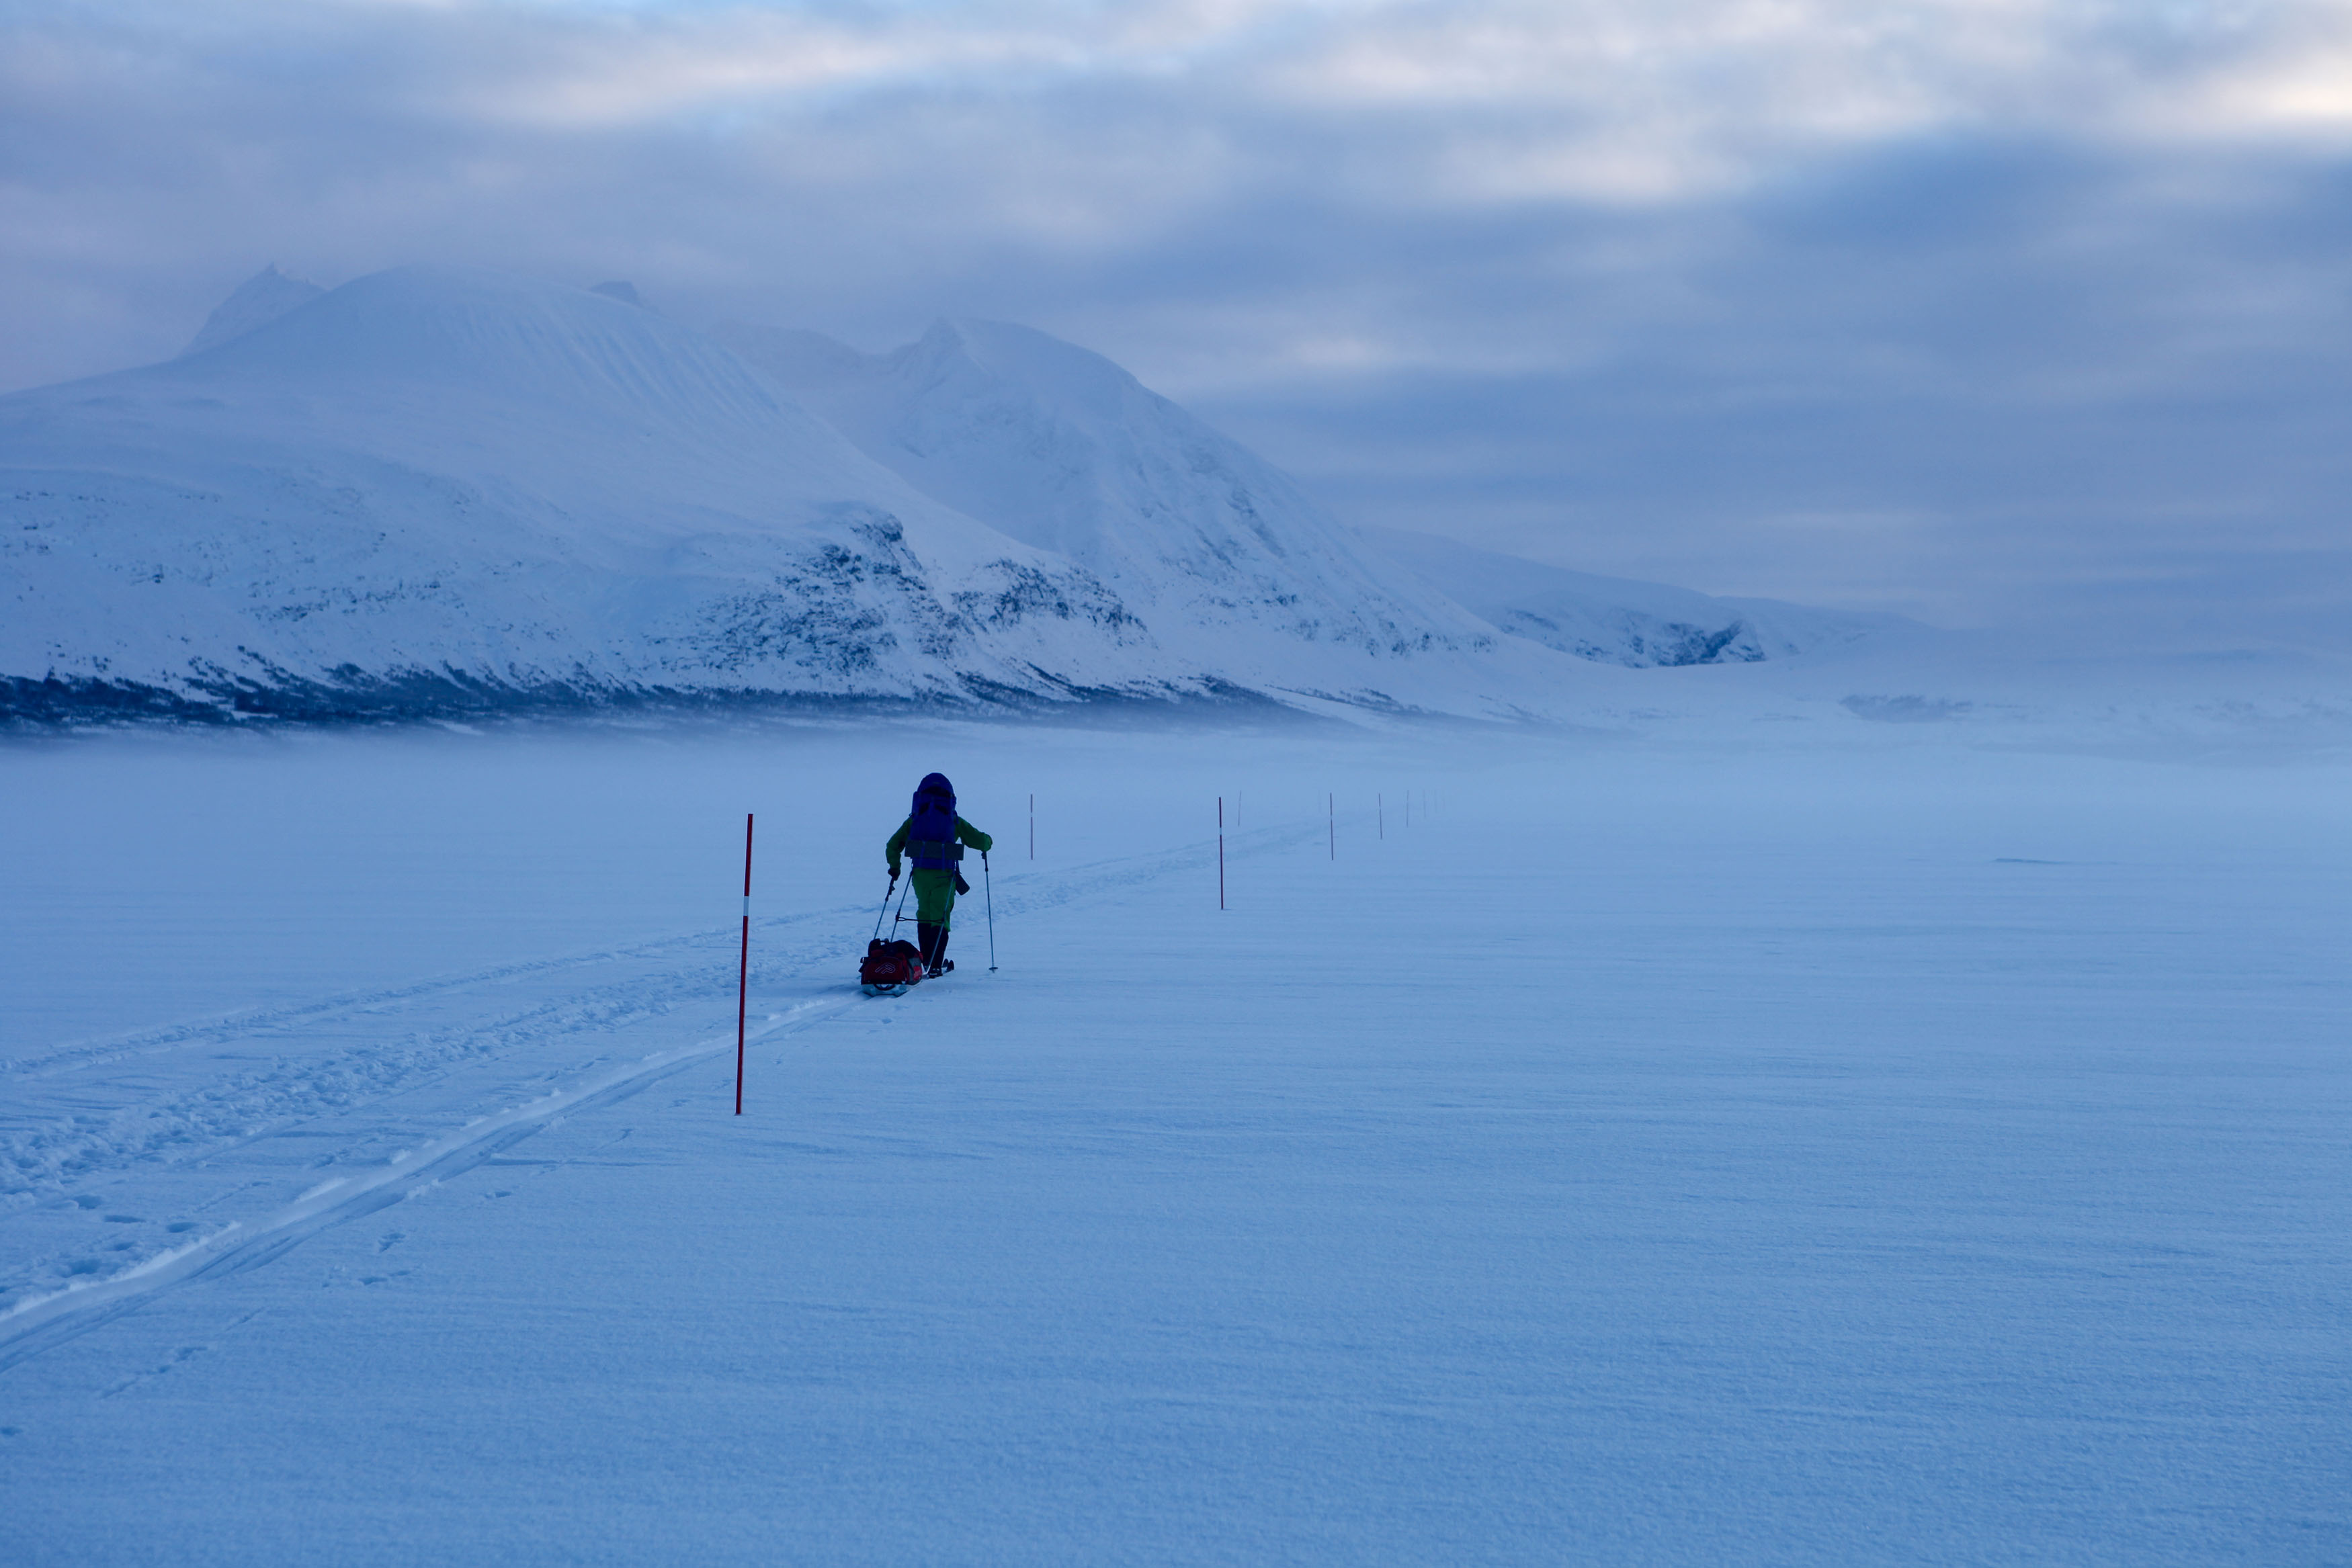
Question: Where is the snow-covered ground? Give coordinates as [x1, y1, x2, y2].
[4, 717, 2347, 1562]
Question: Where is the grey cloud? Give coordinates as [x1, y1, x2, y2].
[1181, 142, 2352, 642]
[2, 0, 2349, 648]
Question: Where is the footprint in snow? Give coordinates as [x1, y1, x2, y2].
[101, 1346, 208, 1399]
[376, 1231, 405, 1252]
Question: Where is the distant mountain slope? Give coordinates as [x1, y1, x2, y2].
[1354, 525, 1893, 668]
[180, 265, 325, 357]
[3, 267, 1179, 721]
[5, 264, 1894, 728]
[3, 267, 1546, 725]
[717, 318, 1493, 664]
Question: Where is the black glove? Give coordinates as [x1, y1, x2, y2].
[953, 869, 972, 896]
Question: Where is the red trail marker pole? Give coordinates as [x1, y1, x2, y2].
[1217, 796, 1226, 910]
[735, 812, 753, 1117]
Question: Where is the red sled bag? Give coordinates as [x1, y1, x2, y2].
[860, 938, 925, 992]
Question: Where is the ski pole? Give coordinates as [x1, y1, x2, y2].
[873, 874, 898, 941]
[982, 849, 997, 971]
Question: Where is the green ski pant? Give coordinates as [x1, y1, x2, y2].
[910, 867, 958, 927]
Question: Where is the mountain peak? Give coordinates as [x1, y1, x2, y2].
[915, 318, 1148, 420]
[181, 264, 326, 357]
[748, 314, 1489, 656]
[173, 265, 788, 431]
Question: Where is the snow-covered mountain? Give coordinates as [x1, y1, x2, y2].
[1353, 525, 1889, 668]
[3, 265, 1878, 726]
[3, 269, 1205, 721]
[181, 265, 325, 357]
[717, 318, 1486, 663]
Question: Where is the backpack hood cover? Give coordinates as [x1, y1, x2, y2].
[907, 773, 960, 869]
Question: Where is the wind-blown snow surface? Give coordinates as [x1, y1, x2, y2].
[3, 721, 2348, 1563]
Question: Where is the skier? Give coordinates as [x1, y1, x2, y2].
[885, 773, 993, 977]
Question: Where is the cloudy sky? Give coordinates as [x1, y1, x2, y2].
[5, 0, 2349, 643]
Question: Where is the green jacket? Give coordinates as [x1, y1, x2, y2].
[886, 815, 993, 875]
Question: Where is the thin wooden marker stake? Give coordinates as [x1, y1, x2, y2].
[734, 812, 753, 1117]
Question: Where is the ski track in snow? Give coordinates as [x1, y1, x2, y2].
[1, 922, 803, 1207]
[0, 824, 1308, 1368]
[0, 1004, 839, 1374]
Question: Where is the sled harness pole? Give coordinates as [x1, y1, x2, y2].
[1218, 796, 1226, 910]
[1029, 793, 1035, 861]
[1328, 793, 1335, 861]
[982, 849, 998, 971]
[735, 812, 753, 1117]
[1378, 793, 1384, 840]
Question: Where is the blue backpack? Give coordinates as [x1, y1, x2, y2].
[907, 773, 960, 869]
